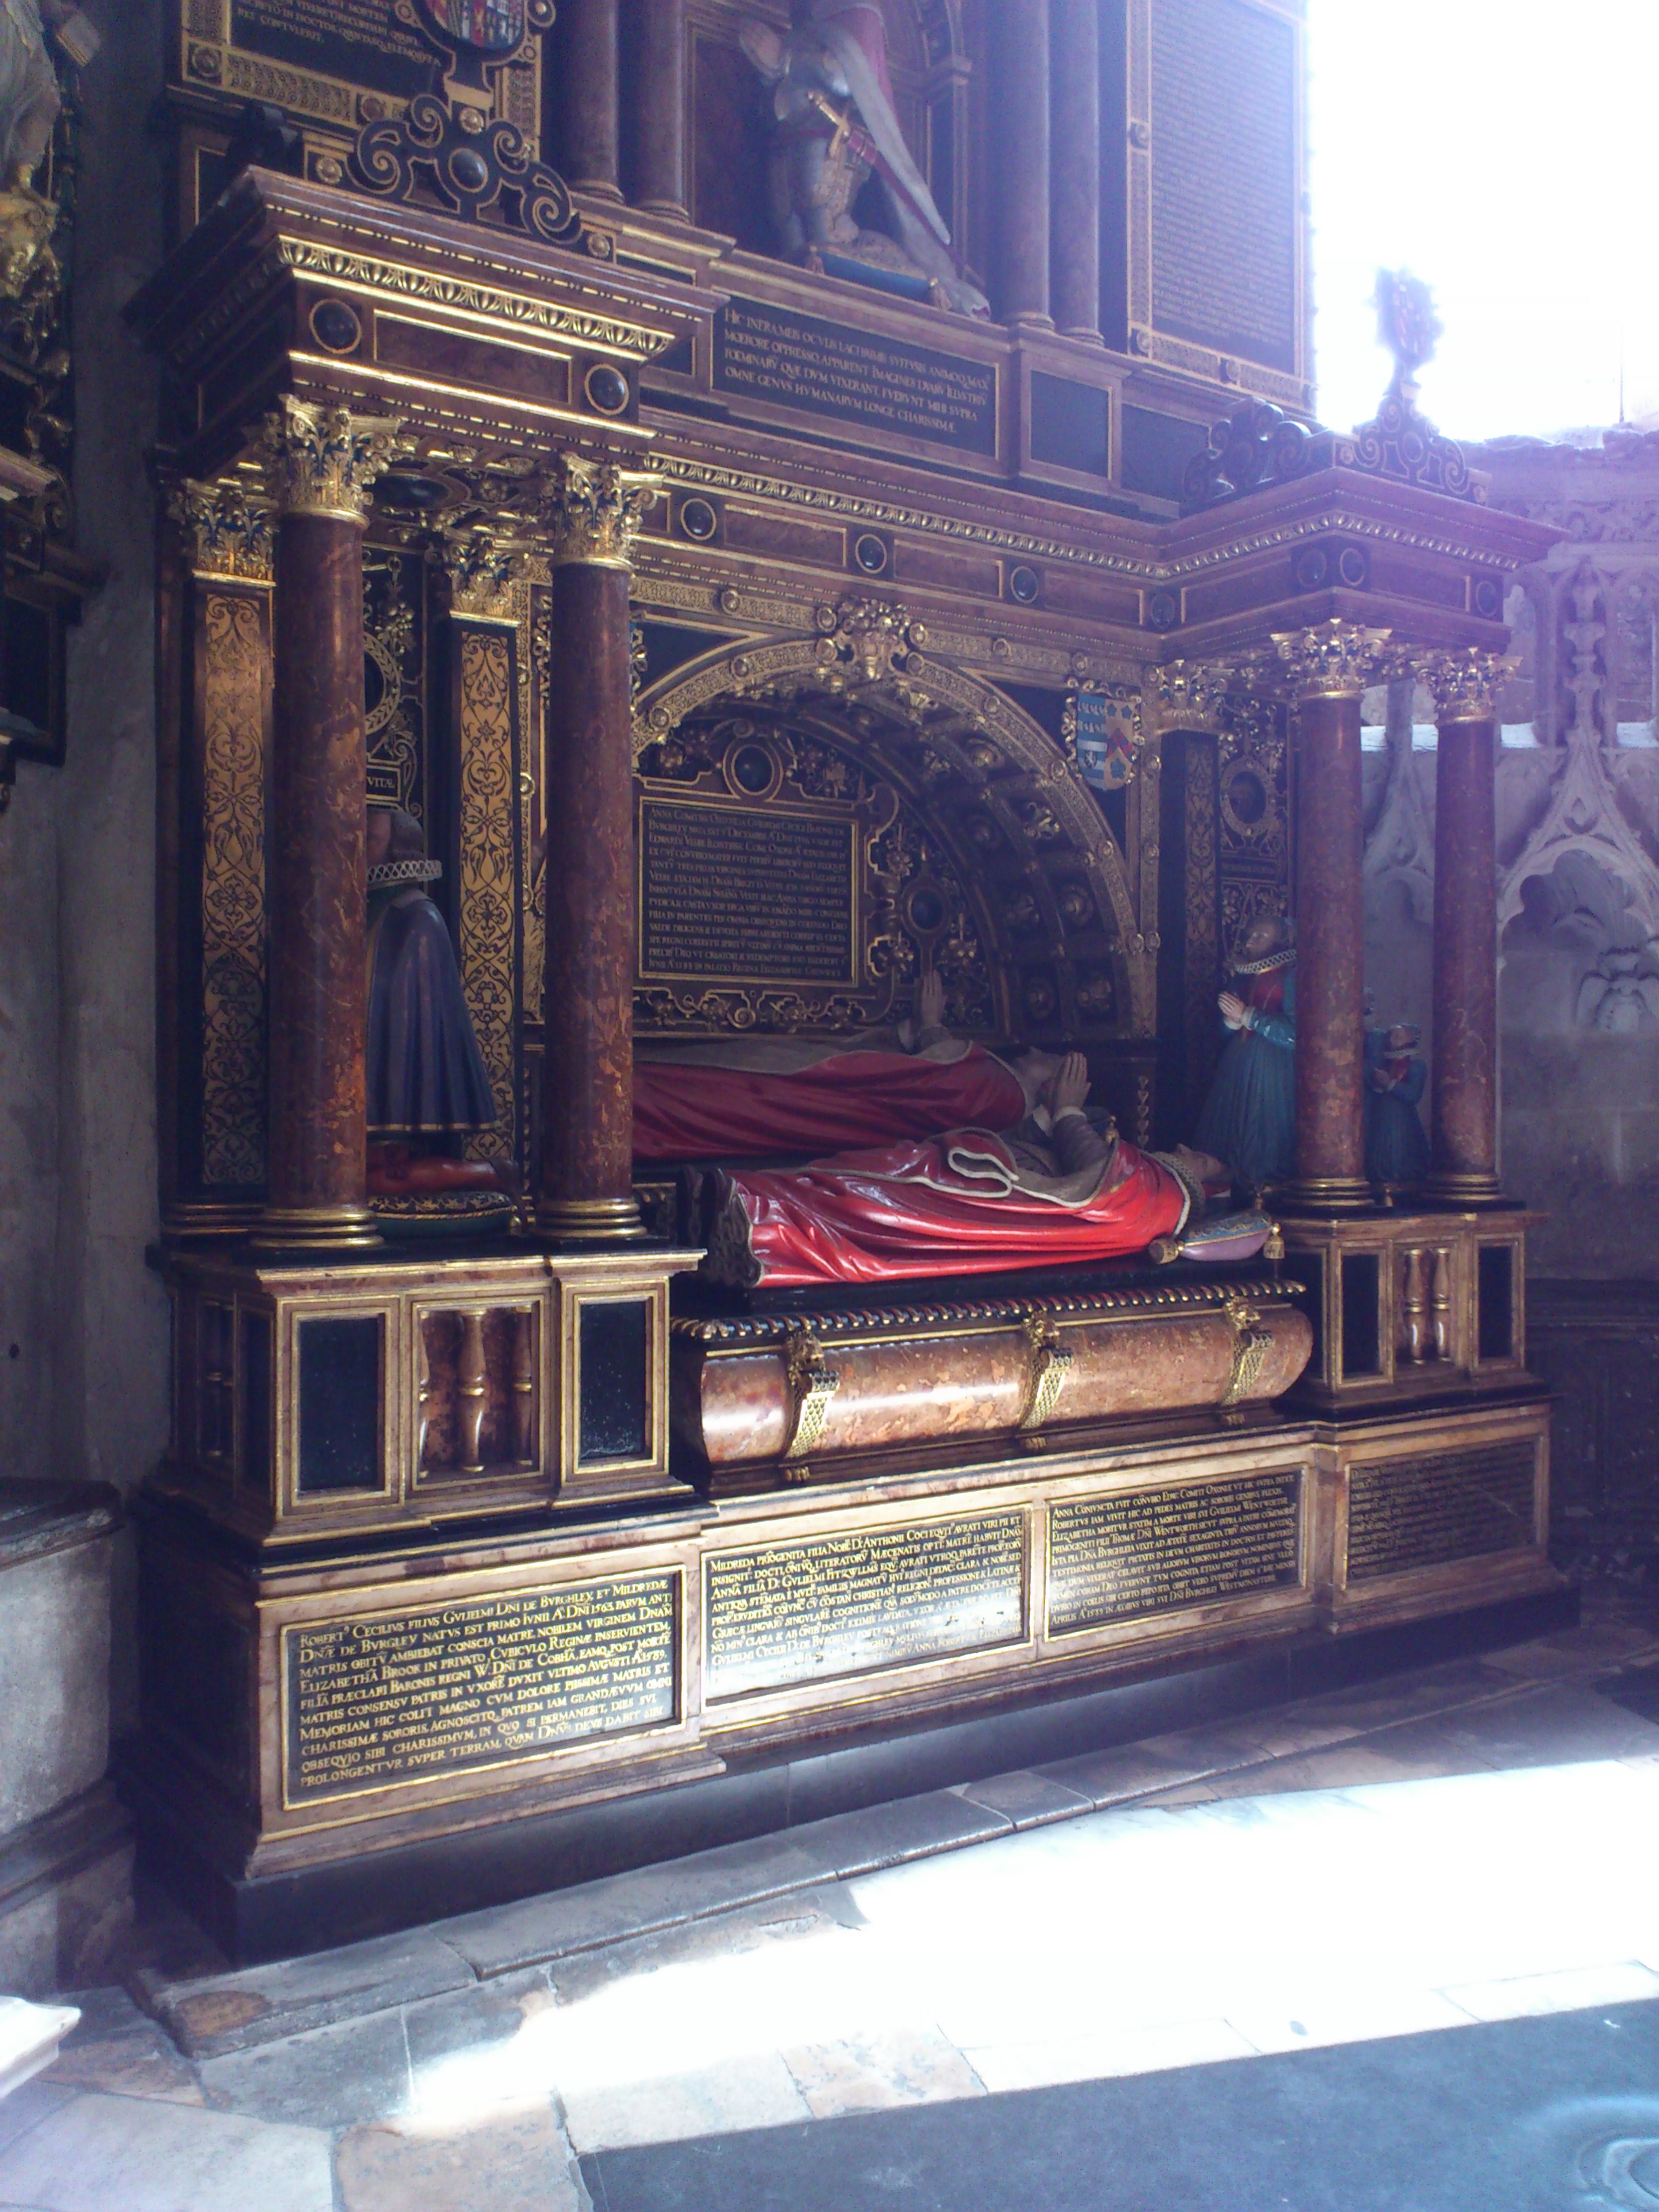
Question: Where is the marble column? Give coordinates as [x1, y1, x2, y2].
[535, 456, 658, 1242]
[1049, 0, 1101, 341]
[1425, 649, 1508, 1206]
[562, 0, 623, 202]
[1276, 621, 1390, 1212]
[629, 0, 687, 220]
[992, 0, 1052, 328]
[252, 398, 397, 1252]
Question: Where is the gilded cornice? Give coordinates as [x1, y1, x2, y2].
[537, 455, 659, 569]
[262, 396, 403, 522]
[169, 475, 274, 583]
[276, 239, 668, 361]
[1268, 619, 1393, 700]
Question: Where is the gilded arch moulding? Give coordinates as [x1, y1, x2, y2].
[632, 601, 1153, 1038]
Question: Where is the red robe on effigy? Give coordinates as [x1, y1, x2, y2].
[705, 1117, 1192, 1288]
[634, 1038, 1025, 1161]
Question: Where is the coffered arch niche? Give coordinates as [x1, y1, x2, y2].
[631, 610, 1151, 1042]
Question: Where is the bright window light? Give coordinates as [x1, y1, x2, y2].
[1309, 0, 1659, 441]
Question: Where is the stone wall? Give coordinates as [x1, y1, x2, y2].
[0, 0, 169, 1718]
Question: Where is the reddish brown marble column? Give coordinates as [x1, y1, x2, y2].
[992, 0, 1052, 328]
[629, 0, 687, 219]
[536, 457, 657, 1242]
[1050, 0, 1101, 341]
[253, 400, 396, 1252]
[1426, 651, 1507, 1205]
[562, 0, 623, 203]
[1279, 623, 1389, 1211]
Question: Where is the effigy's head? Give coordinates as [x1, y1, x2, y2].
[1384, 1021, 1420, 1054]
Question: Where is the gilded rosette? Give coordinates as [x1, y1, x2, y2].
[261, 396, 403, 523]
[537, 454, 659, 569]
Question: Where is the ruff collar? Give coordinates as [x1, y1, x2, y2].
[368, 857, 442, 890]
[1231, 946, 1296, 977]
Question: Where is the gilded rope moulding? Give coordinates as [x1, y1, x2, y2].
[261, 396, 405, 523]
[537, 455, 659, 569]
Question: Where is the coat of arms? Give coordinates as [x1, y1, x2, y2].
[419, 0, 525, 54]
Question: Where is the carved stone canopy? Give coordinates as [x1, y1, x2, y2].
[634, 602, 1149, 1039]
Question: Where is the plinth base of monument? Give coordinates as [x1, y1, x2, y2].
[129, 1388, 1561, 1964]
[123, 1574, 1575, 1968]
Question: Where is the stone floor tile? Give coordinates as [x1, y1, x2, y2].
[0, 2089, 333, 2212]
[1288, 1656, 1515, 1734]
[196, 2004, 411, 2130]
[1034, 1735, 1237, 1811]
[548, 1892, 861, 2010]
[402, 1969, 553, 2078]
[144, 1927, 474, 2057]
[1445, 1959, 1659, 2022]
[780, 2027, 985, 2117]
[443, 1834, 831, 1979]
[962, 2018, 1256, 2093]
[1227, 1988, 1475, 2055]
[789, 1791, 1014, 1881]
[1139, 1734, 1482, 1805]
[335, 2100, 586, 2212]
[1429, 1683, 1659, 1770]
[43, 1988, 203, 2105]
[560, 2051, 811, 2154]
[954, 1771, 1092, 1829]
[0, 2081, 73, 2156]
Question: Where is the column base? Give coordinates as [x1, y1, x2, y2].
[1005, 311, 1057, 333]
[249, 1205, 382, 1253]
[1422, 1172, 1511, 1210]
[534, 1194, 649, 1244]
[1281, 1174, 1374, 1216]
[637, 198, 691, 223]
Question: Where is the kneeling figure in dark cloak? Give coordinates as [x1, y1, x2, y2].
[365, 805, 501, 1195]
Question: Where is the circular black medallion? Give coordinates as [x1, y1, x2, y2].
[853, 533, 890, 576]
[678, 496, 718, 542]
[584, 362, 631, 416]
[308, 299, 363, 356]
[1008, 565, 1040, 605]
[448, 145, 491, 193]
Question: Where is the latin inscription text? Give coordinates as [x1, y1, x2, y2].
[227, 0, 432, 100]
[639, 798, 857, 985]
[714, 301, 998, 453]
[1347, 1443, 1536, 1582]
[1048, 1473, 1303, 1635]
[1149, 0, 1298, 372]
[705, 1513, 1026, 1700]
[284, 1576, 677, 1802]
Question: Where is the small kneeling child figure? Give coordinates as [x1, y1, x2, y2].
[1364, 1019, 1430, 1190]
[365, 804, 504, 1196]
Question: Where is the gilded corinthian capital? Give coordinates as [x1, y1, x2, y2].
[260, 396, 403, 523]
[1145, 657, 1230, 732]
[1422, 647, 1515, 723]
[537, 454, 659, 569]
[169, 476, 274, 582]
[1269, 618, 1393, 699]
